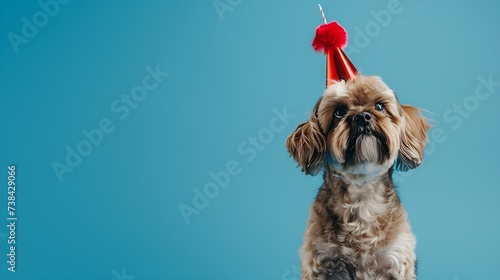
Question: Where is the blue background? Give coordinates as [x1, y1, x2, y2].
[1, 0, 499, 279]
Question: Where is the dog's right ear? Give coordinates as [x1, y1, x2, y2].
[286, 98, 327, 176]
[394, 104, 430, 171]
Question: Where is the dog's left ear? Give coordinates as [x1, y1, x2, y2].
[395, 105, 430, 172]
[286, 98, 326, 176]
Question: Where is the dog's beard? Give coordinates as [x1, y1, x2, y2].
[344, 126, 390, 167]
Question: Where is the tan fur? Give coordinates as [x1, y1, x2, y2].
[398, 105, 431, 169]
[286, 98, 327, 176]
[286, 75, 429, 280]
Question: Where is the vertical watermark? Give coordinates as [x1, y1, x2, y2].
[6, 165, 17, 272]
[7, 0, 71, 54]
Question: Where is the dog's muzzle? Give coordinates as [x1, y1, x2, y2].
[354, 112, 372, 127]
[352, 112, 374, 135]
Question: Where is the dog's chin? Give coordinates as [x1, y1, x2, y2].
[345, 129, 390, 167]
[331, 131, 396, 183]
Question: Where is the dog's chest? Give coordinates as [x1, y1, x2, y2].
[333, 182, 392, 251]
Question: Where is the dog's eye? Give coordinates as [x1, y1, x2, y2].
[375, 103, 385, 111]
[334, 107, 347, 119]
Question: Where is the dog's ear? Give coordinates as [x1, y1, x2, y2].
[394, 105, 430, 172]
[286, 98, 327, 176]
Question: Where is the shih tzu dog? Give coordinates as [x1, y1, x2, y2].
[286, 75, 429, 280]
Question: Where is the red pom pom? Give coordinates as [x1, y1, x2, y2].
[312, 21, 347, 53]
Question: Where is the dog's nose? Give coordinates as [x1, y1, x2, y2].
[354, 112, 372, 126]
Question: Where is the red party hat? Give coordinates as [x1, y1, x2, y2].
[312, 7, 358, 87]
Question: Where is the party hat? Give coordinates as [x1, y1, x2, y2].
[312, 5, 358, 87]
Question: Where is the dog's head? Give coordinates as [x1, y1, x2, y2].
[286, 75, 429, 181]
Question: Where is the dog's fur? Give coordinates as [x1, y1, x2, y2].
[286, 75, 429, 280]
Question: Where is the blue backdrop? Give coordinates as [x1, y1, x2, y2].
[1, 1, 499, 279]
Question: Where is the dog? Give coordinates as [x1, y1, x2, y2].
[286, 75, 429, 280]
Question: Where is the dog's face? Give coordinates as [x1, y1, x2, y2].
[286, 75, 429, 180]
